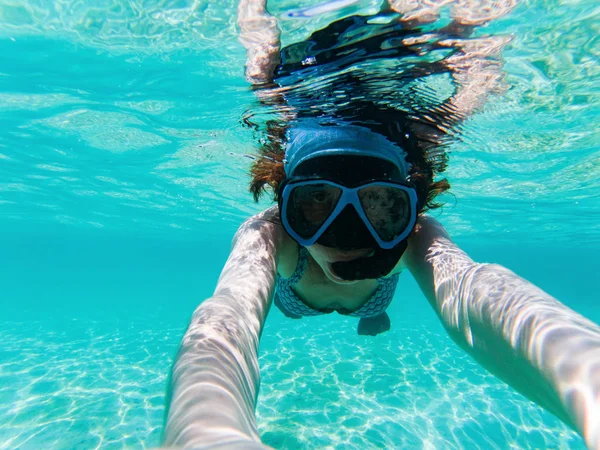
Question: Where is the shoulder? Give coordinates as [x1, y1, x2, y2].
[410, 215, 450, 245]
[402, 214, 478, 280]
[392, 215, 451, 273]
[249, 205, 282, 226]
[234, 206, 282, 247]
[235, 206, 298, 274]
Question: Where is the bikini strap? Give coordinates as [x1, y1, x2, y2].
[287, 246, 309, 285]
[349, 273, 400, 318]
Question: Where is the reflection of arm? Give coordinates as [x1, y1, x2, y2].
[428, 34, 511, 128]
[162, 215, 284, 448]
[390, 0, 517, 129]
[406, 216, 600, 449]
[238, 0, 281, 85]
[390, 0, 519, 30]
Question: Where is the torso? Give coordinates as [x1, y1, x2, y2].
[288, 246, 380, 312]
[263, 207, 403, 314]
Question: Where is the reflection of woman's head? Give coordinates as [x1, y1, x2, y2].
[248, 10, 454, 212]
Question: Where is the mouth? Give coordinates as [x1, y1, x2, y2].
[325, 248, 376, 284]
[327, 248, 375, 263]
[326, 262, 360, 284]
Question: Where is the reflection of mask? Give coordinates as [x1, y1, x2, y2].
[317, 205, 408, 280]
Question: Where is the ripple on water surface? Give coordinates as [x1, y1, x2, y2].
[0, 0, 598, 244]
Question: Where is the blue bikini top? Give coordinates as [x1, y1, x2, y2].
[275, 246, 399, 318]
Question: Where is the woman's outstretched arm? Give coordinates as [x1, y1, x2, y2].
[405, 216, 600, 449]
[162, 212, 284, 448]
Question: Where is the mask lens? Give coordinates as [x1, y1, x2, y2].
[286, 183, 342, 239]
[358, 185, 412, 242]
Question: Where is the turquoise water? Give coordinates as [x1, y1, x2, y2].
[0, 0, 598, 449]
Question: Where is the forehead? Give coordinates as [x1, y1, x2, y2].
[291, 155, 402, 186]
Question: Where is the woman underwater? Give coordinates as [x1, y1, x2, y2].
[162, 1, 600, 448]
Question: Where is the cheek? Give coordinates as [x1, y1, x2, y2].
[306, 246, 329, 266]
[301, 202, 330, 223]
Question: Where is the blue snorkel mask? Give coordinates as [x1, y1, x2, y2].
[280, 178, 417, 249]
[279, 121, 418, 256]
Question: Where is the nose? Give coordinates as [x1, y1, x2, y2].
[316, 204, 376, 250]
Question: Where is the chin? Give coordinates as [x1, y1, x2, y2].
[329, 242, 408, 280]
[309, 240, 407, 281]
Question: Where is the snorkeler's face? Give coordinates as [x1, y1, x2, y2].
[290, 155, 411, 281]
